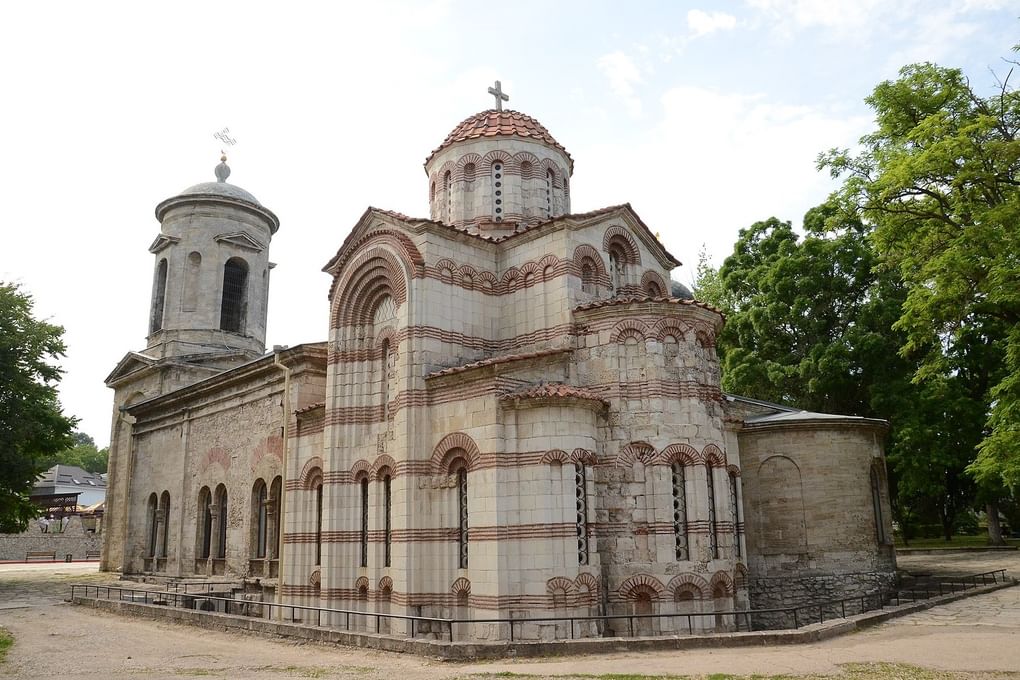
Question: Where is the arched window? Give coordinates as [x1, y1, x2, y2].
[146, 493, 158, 558]
[198, 487, 212, 559]
[463, 162, 476, 182]
[491, 162, 504, 222]
[581, 261, 596, 295]
[871, 465, 887, 544]
[269, 476, 282, 559]
[360, 478, 369, 567]
[545, 169, 554, 217]
[646, 280, 662, 297]
[313, 475, 323, 566]
[215, 485, 228, 560]
[443, 170, 452, 223]
[150, 259, 168, 334]
[159, 491, 170, 558]
[729, 471, 742, 558]
[608, 245, 627, 294]
[253, 480, 268, 559]
[563, 175, 569, 210]
[183, 251, 202, 312]
[383, 474, 392, 567]
[220, 258, 248, 333]
[672, 463, 689, 560]
[706, 464, 719, 559]
[575, 463, 589, 565]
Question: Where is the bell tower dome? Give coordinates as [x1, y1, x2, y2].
[145, 155, 280, 361]
[424, 82, 573, 233]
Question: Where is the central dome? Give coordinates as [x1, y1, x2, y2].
[426, 109, 573, 171]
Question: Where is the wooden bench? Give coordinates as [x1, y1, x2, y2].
[25, 550, 56, 562]
[85, 550, 101, 560]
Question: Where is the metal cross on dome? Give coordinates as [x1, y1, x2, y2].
[488, 80, 509, 111]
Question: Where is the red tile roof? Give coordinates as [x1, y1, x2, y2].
[425, 110, 573, 171]
[500, 383, 608, 405]
[573, 295, 725, 317]
[294, 401, 325, 415]
[425, 348, 570, 379]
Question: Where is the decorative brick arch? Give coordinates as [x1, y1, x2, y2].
[309, 569, 321, 588]
[454, 153, 483, 180]
[451, 577, 472, 595]
[371, 454, 397, 480]
[603, 226, 641, 265]
[431, 432, 481, 473]
[726, 464, 741, 477]
[350, 459, 372, 482]
[299, 457, 324, 490]
[641, 270, 669, 297]
[377, 575, 394, 592]
[481, 149, 514, 173]
[546, 576, 576, 595]
[617, 441, 657, 467]
[331, 246, 409, 329]
[501, 266, 521, 292]
[572, 244, 608, 280]
[539, 158, 564, 188]
[693, 322, 717, 348]
[513, 151, 541, 178]
[734, 563, 748, 590]
[434, 258, 460, 284]
[667, 573, 711, 600]
[657, 443, 702, 466]
[354, 575, 370, 592]
[653, 318, 690, 342]
[478, 270, 498, 292]
[538, 253, 559, 274]
[710, 570, 734, 597]
[618, 574, 665, 600]
[326, 228, 424, 301]
[571, 448, 599, 466]
[575, 573, 600, 603]
[540, 449, 570, 465]
[374, 325, 397, 350]
[703, 444, 727, 467]
[610, 318, 651, 343]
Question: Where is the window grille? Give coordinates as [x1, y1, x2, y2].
[383, 475, 392, 567]
[575, 464, 589, 565]
[314, 482, 323, 565]
[360, 478, 369, 567]
[729, 472, 741, 558]
[220, 258, 248, 333]
[457, 468, 468, 568]
[672, 463, 689, 560]
[706, 464, 718, 559]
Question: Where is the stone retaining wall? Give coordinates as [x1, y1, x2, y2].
[0, 516, 102, 561]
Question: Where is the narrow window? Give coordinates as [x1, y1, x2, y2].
[647, 280, 662, 297]
[545, 169, 554, 216]
[443, 170, 452, 223]
[216, 488, 228, 559]
[609, 246, 627, 294]
[360, 478, 369, 567]
[201, 493, 212, 559]
[147, 494, 158, 557]
[729, 471, 742, 558]
[672, 463, 689, 560]
[183, 251, 201, 312]
[581, 262, 596, 294]
[563, 175, 569, 210]
[150, 259, 168, 334]
[491, 162, 504, 222]
[575, 463, 589, 565]
[314, 480, 323, 565]
[220, 258, 248, 333]
[706, 464, 718, 559]
[381, 339, 390, 421]
[871, 466, 886, 544]
[160, 491, 170, 558]
[457, 467, 469, 568]
[255, 482, 268, 558]
[383, 474, 392, 567]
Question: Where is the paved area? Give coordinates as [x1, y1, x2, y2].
[0, 554, 1017, 679]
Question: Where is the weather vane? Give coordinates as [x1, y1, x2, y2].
[214, 127, 237, 147]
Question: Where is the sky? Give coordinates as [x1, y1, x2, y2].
[1, 0, 1016, 447]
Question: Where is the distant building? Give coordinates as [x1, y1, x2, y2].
[34, 465, 107, 509]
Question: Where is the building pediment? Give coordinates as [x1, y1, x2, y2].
[214, 231, 266, 252]
[105, 351, 158, 386]
[148, 234, 180, 254]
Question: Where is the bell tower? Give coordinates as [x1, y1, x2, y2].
[146, 155, 280, 362]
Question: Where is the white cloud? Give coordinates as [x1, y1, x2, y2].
[597, 50, 645, 117]
[687, 9, 737, 37]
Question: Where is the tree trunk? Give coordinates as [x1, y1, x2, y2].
[987, 502, 1005, 546]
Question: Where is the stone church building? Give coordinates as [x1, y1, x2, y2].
[103, 91, 896, 640]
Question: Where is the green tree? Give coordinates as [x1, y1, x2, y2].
[0, 283, 76, 533]
[46, 437, 109, 475]
[820, 59, 1020, 491]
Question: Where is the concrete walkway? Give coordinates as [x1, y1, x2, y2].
[0, 554, 1018, 678]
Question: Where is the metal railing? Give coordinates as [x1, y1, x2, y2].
[69, 568, 1010, 643]
[165, 580, 242, 594]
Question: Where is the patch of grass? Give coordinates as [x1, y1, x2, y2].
[0, 628, 12, 664]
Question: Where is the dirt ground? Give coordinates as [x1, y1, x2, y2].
[0, 552, 1018, 679]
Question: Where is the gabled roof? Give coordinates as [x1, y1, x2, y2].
[35, 465, 107, 490]
[105, 351, 158, 386]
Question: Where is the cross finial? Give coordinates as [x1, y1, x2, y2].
[488, 80, 509, 111]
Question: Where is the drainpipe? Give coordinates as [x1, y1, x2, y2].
[273, 351, 292, 615]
